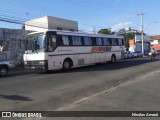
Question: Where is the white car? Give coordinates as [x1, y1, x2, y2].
[0, 60, 16, 76]
[125, 51, 134, 59]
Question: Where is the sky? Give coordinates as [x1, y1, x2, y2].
[0, 0, 160, 35]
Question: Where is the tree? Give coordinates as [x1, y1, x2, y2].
[124, 33, 134, 50]
[98, 28, 115, 35]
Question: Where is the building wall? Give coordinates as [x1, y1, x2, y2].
[135, 35, 150, 42]
[0, 28, 27, 64]
[129, 34, 150, 55]
[25, 16, 78, 32]
[25, 17, 49, 32]
[150, 35, 160, 51]
[150, 40, 159, 45]
[47, 16, 78, 31]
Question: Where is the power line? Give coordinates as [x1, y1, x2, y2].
[0, 1, 142, 32]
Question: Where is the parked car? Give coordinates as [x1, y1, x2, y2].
[133, 51, 143, 58]
[0, 52, 16, 77]
[125, 51, 134, 59]
[155, 50, 160, 55]
[0, 60, 16, 76]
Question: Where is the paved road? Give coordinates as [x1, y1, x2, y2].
[45, 65, 160, 120]
[0, 57, 160, 120]
[64, 68, 160, 120]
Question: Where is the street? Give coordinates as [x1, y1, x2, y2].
[1, 57, 160, 120]
[1, 0, 160, 120]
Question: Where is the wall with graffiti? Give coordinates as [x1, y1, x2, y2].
[0, 28, 28, 65]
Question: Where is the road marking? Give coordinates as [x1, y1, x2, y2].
[56, 69, 160, 111]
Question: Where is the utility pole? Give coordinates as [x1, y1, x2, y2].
[26, 12, 29, 21]
[93, 26, 96, 34]
[138, 13, 144, 57]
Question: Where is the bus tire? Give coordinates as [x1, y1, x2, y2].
[62, 59, 72, 70]
[111, 54, 116, 64]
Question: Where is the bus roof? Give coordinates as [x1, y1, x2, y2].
[27, 30, 124, 38]
[56, 31, 123, 38]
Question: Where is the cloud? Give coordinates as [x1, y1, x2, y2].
[79, 28, 96, 34]
[111, 21, 133, 32]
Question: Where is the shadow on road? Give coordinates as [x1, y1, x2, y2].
[3, 57, 160, 77]
[0, 95, 33, 101]
[43, 57, 160, 74]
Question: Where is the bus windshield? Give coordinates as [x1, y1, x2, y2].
[25, 34, 46, 53]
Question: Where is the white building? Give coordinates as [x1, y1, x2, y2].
[25, 16, 78, 32]
[150, 35, 160, 51]
[129, 34, 150, 55]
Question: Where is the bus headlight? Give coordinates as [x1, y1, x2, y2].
[24, 61, 28, 65]
[39, 60, 48, 65]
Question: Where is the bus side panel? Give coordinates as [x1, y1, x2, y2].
[48, 55, 63, 70]
[95, 53, 105, 63]
[111, 46, 122, 60]
[73, 54, 85, 66]
[84, 54, 91, 65]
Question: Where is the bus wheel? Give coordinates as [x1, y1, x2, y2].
[63, 60, 71, 70]
[111, 55, 116, 63]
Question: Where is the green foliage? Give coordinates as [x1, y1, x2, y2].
[124, 33, 134, 49]
[98, 28, 115, 35]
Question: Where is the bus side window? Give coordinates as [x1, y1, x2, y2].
[83, 37, 92, 46]
[48, 36, 56, 51]
[112, 38, 118, 46]
[118, 38, 124, 46]
[72, 36, 82, 46]
[57, 35, 63, 46]
[69, 36, 73, 46]
[109, 38, 112, 45]
[103, 38, 110, 46]
[96, 37, 103, 46]
[62, 36, 70, 46]
[122, 39, 124, 45]
[116, 39, 119, 45]
[91, 37, 96, 46]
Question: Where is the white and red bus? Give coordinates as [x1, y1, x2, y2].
[23, 30, 125, 71]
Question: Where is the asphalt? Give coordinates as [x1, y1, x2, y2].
[19, 58, 160, 120]
[1, 56, 160, 120]
[8, 65, 39, 76]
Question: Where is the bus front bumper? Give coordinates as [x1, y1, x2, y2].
[24, 60, 48, 70]
[24, 65, 48, 70]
